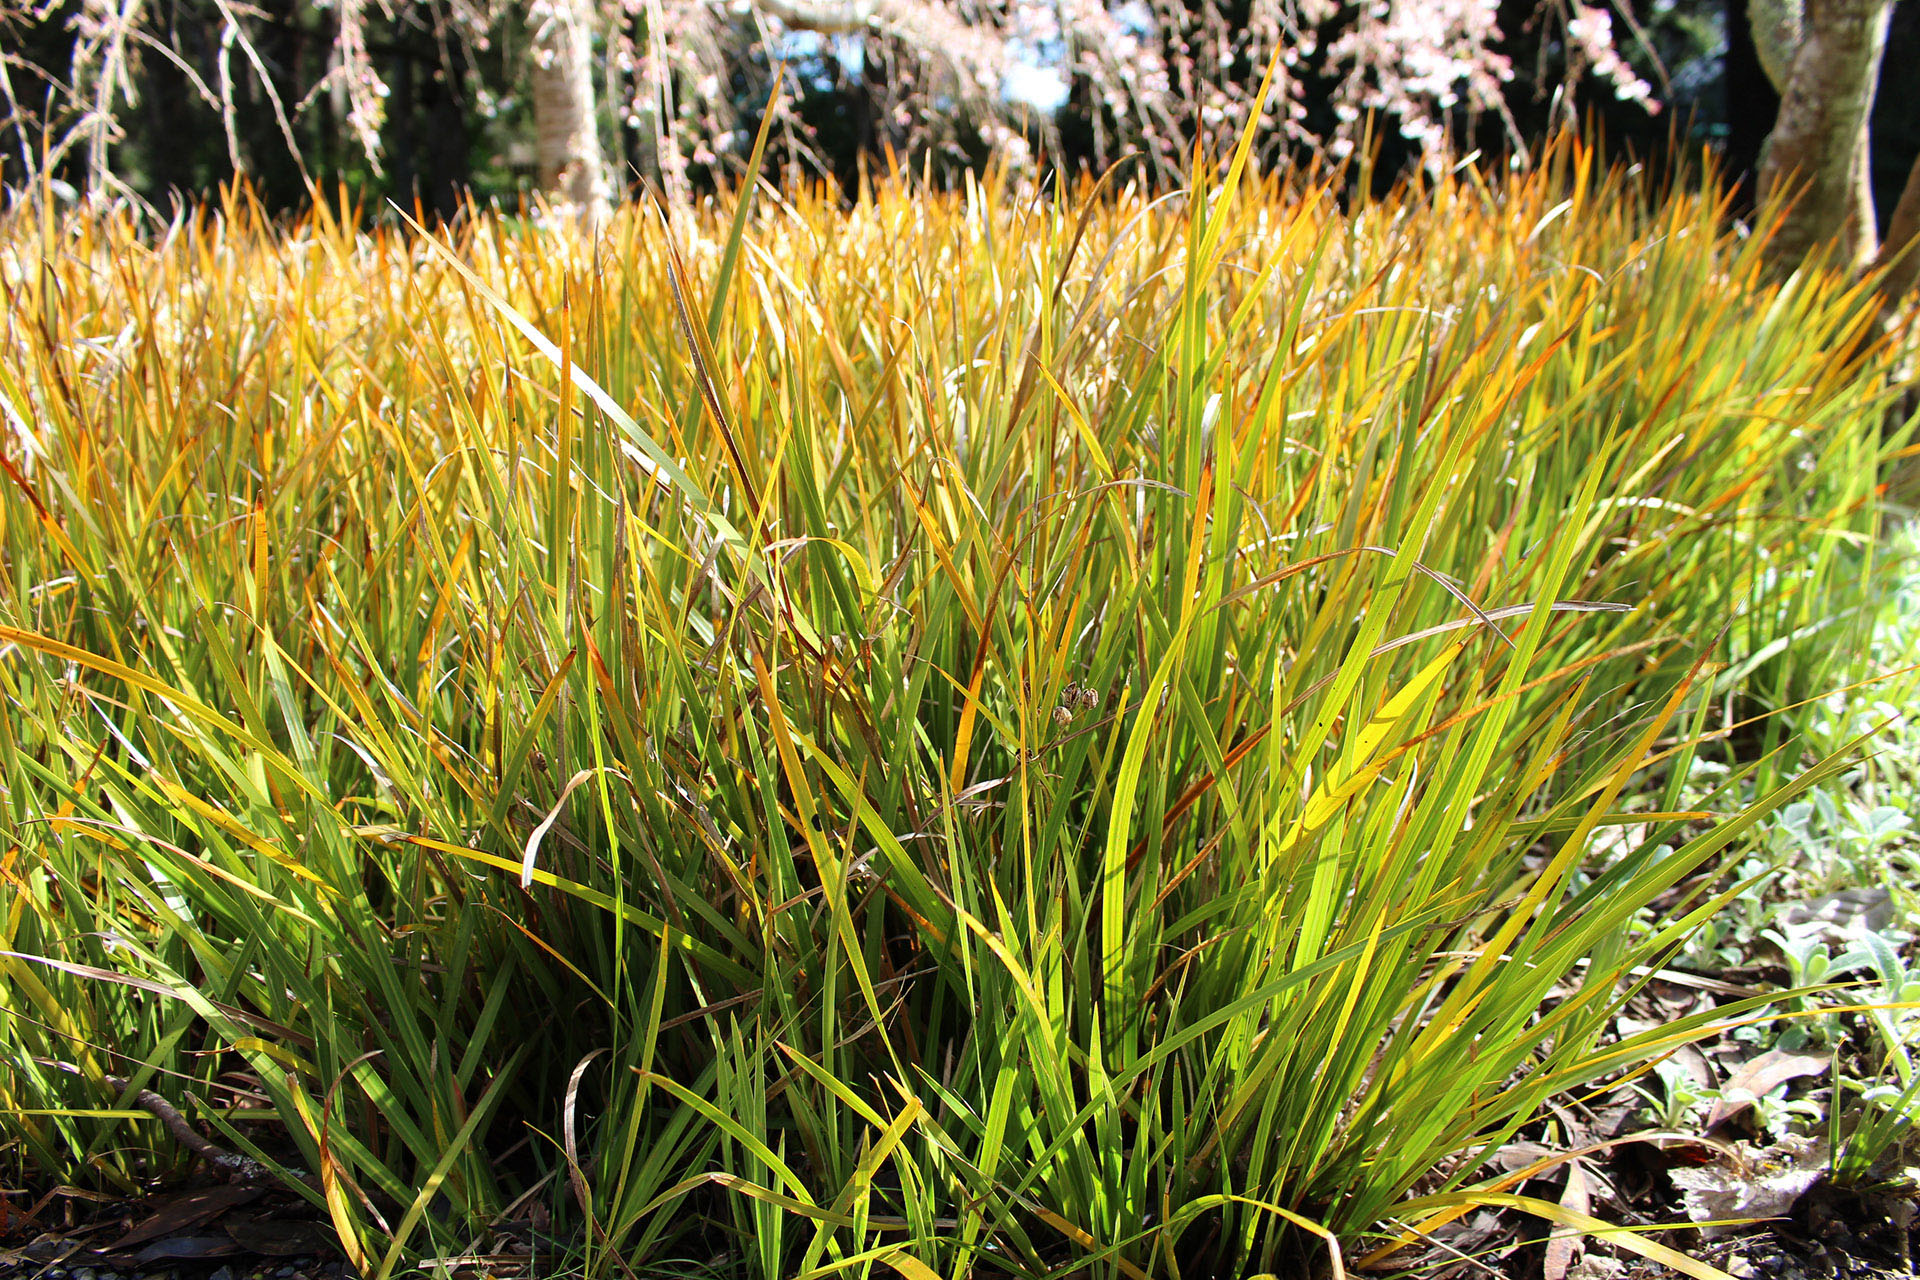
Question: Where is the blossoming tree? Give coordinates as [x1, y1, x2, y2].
[3, 0, 1912, 300]
[534, 0, 1661, 209]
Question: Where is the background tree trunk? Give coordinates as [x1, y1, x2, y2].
[1756, 0, 1894, 268]
[528, 0, 611, 221]
[1873, 150, 1920, 307]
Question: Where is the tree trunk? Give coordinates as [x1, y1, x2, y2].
[528, 0, 611, 221]
[1757, 0, 1894, 269]
[1873, 149, 1920, 308]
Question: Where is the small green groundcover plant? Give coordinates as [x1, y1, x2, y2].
[0, 129, 1912, 1279]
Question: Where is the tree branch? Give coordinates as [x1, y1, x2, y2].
[37, 1058, 275, 1186]
[749, 0, 881, 35]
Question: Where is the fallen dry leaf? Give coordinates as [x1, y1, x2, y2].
[1667, 1135, 1827, 1238]
[99, 1183, 262, 1254]
[1704, 1050, 1828, 1133]
[1543, 1157, 1591, 1280]
[1567, 1255, 1626, 1280]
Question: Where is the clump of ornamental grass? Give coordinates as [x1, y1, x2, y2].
[0, 137, 1912, 1279]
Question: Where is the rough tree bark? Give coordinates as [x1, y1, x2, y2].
[528, 0, 612, 221]
[1752, 0, 1895, 270]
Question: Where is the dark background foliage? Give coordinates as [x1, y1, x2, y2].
[2, 0, 1916, 221]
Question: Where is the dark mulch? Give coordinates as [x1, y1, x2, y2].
[0, 1180, 542, 1280]
[5, 1170, 1915, 1280]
